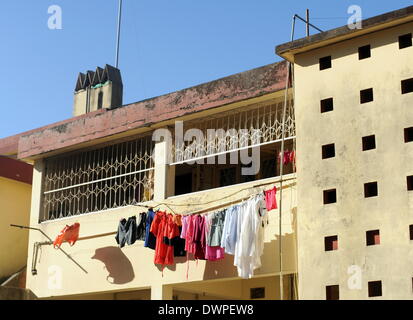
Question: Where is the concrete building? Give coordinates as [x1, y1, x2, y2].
[276, 5, 413, 300]
[1, 4, 412, 300]
[0, 156, 35, 299]
[0, 61, 298, 300]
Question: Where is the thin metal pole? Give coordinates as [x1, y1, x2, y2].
[294, 14, 323, 33]
[115, 0, 123, 69]
[306, 9, 310, 37]
[11, 224, 88, 274]
[278, 14, 296, 301]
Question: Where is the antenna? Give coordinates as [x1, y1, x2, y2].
[115, 0, 123, 69]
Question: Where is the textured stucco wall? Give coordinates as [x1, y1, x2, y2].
[26, 155, 297, 299]
[0, 177, 32, 280]
[294, 21, 413, 300]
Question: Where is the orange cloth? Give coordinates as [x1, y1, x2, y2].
[53, 223, 80, 249]
[150, 212, 180, 266]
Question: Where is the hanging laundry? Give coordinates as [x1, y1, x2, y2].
[136, 212, 147, 241]
[205, 211, 225, 261]
[264, 186, 278, 211]
[115, 216, 137, 248]
[165, 215, 186, 257]
[278, 150, 296, 166]
[53, 223, 80, 249]
[144, 209, 156, 250]
[234, 194, 268, 279]
[150, 212, 181, 267]
[220, 204, 241, 255]
[193, 215, 206, 260]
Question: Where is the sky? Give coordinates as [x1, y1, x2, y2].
[0, 1, 412, 138]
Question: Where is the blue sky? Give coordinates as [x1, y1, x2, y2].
[0, 1, 412, 138]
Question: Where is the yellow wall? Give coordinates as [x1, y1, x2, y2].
[26, 158, 297, 299]
[294, 21, 413, 299]
[0, 177, 32, 280]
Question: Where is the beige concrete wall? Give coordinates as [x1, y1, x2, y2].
[294, 21, 413, 299]
[0, 177, 32, 280]
[26, 157, 297, 299]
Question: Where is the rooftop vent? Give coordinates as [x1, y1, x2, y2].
[73, 64, 123, 116]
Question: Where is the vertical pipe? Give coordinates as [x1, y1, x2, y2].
[115, 0, 123, 69]
[278, 14, 296, 301]
[306, 9, 310, 37]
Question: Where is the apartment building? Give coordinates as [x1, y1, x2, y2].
[0, 61, 298, 300]
[1, 4, 412, 301]
[276, 5, 413, 300]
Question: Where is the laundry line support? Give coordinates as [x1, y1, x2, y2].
[10, 224, 88, 275]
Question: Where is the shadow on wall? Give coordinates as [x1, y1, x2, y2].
[91, 247, 135, 285]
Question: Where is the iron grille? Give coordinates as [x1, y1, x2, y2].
[41, 135, 154, 222]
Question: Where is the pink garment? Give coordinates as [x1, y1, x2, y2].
[265, 186, 278, 211]
[205, 246, 225, 261]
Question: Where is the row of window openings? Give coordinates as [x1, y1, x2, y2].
[320, 79, 413, 113]
[326, 225, 413, 251]
[322, 129, 413, 160]
[319, 33, 412, 70]
[323, 177, 413, 205]
[326, 281, 383, 300]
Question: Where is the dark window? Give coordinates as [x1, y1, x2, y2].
[407, 176, 413, 191]
[325, 236, 338, 251]
[322, 144, 335, 159]
[175, 173, 192, 196]
[360, 88, 374, 104]
[364, 182, 378, 198]
[323, 189, 337, 204]
[366, 230, 380, 246]
[409, 225, 413, 240]
[362, 135, 376, 151]
[402, 78, 413, 94]
[220, 167, 237, 187]
[405, 127, 413, 143]
[320, 98, 334, 113]
[97, 92, 104, 110]
[399, 33, 412, 49]
[250, 287, 265, 299]
[319, 56, 332, 70]
[359, 45, 371, 60]
[368, 281, 382, 297]
[326, 285, 339, 300]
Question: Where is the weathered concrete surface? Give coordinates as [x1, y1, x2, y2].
[0, 287, 37, 300]
[7, 61, 287, 160]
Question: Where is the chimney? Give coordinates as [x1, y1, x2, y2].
[73, 64, 123, 116]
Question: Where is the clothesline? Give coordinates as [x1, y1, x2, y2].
[133, 176, 296, 217]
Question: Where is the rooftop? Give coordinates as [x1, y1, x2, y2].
[276, 5, 413, 62]
[0, 61, 288, 160]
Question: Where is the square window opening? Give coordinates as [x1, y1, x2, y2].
[362, 135, 376, 151]
[322, 144, 335, 159]
[364, 182, 378, 198]
[325, 236, 338, 251]
[320, 98, 334, 113]
[368, 281, 382, 297]
[323, 189, 337, 204]
[405, 127, 413, 143]
[326, 285, 339, 300]
[409, 225, 413, 241]
[407, 176, 413, 191]
[319, 56, 332, 70]
[402, 78, 413, 95]
[358, 45, 371, 60]
[366, 230, 380, 246]
[399, 33, 412, 49]
[360, 88, 374, 104]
